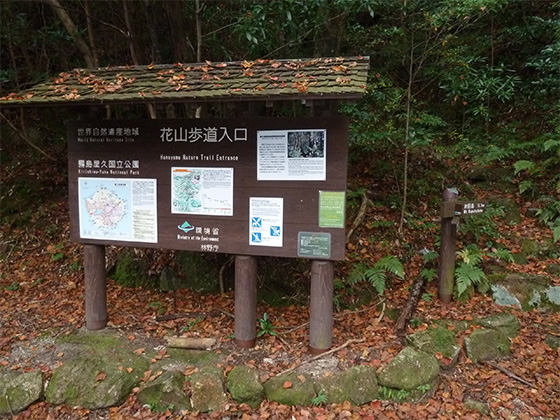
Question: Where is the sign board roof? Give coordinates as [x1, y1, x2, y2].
[0, 56, 369, 107]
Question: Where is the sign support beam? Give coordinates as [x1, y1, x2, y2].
[84, 244, 107, 330]
[234, 255, 257, 348]
[309, 260, 334, 354]
[438, 188, 459, 303]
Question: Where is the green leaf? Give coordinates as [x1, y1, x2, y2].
[375, 255, 404, 279]
[455, 263, 486, 298]
[518, 180, 534, 195]
[513, 160, 536, 175]
[553, 224, 560, 243]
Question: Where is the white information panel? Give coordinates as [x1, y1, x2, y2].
[249, 197, 283, 247]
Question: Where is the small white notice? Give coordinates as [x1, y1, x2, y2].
[257, 129, 326, 181]
[249, 197, 283, 247]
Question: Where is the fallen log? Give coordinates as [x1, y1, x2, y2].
[166, 337, 217, 349]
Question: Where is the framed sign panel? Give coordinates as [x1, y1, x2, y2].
[68, 117, 349, 260]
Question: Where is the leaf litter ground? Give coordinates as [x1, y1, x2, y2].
[1, 177, 559, 419]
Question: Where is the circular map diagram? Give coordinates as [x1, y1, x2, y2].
[85, 187, 126, 229]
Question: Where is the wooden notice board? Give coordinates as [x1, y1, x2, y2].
[67, 117, 349, 260]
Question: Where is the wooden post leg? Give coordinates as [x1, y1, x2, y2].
[438, 188, 459, 303]
[234, 255, 257, 348]
[309, 260, 334, 354]
[84, 244, 107, 330]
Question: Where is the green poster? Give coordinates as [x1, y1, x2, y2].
[319, 191, 346, 228]
[298, 232, 331, 258]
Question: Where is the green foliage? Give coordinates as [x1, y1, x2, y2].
[182, 317, 203, 333]
[455, 245, 489, 298]
[460, 204, 505, 243]
[348, 256, 404, 295]
[410, 317, 423, 328]
[147, 301, 165, 316]
[312, 390, 328, 406]
[421, 292, 435, 302]
[488, 248, 514, 263]
[536, 199, 560, 243]
[379, 386, 410, 402]
[48, 242, 65, 262]
[5, 281, 21, 291]
[257, 312, 277, 337]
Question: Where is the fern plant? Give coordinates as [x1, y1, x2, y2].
[312, 390, 328, 406]
[348, 255, 404, 295]
[455, 245, 488, 298]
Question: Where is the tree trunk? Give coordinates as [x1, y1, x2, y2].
[43, 0, 96, 68]
[82, 0, 99, 67]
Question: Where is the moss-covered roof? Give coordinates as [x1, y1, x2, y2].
[0, 56, 369, 107]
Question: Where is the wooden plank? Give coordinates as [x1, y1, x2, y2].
[84, 244, 107, 330]
[309, 260, 334, 354]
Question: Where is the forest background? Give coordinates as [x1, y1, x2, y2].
[0, 0, 559, 419]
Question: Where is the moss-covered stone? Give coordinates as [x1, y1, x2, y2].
[46, 352, 150, 409]
[406, 326, 461, 370]
[488, 197, 521, 224]
[476, 313, 520, 339]
[377, 347, 440, 391]
[46, 330, 152, 409]
[464, 329, 510, 363]
[545, 264, 560, 276]
[176, 252, 221, 293]
[111, 248, 157, 288]
[316, 365, 378, 405]
[155, 348, 226, 372]
[263, 373, 316, 406]
[137, 370, 191, 413]
[0, 371, 43, 415]
[489, 273, 553, 311]
[545, 333, 560, 350]
[189, 370, 227, 412]
[227, 365, 264, 408]
[464, 398, 490, 415]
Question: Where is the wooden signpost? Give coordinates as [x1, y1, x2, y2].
[68, 117, 349, 353]
[1, 56, 370, 355]
[438, 188, 487, 303]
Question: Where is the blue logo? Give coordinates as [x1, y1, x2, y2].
[251, 232, 262, 243]
[270, 226, 281, 236]
[251, 217, 262, 228]
[178, 221, 194, 233]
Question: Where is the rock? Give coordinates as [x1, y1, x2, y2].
[488, 197, 522, 224]
[489, 273, 558, 311]
[45, 330, 152, 410]
[476, 313, 520, 339]
[520, 238, 559, 260]
[111, 248, 156, 288]
[545, 333, 560, 350]
[316, 365, 378, 405]
[465, 166, 510, 183]
[464, 397, 490, 415]
[159, 265, 179, 292]
[227, 365, 264, 409]
[377, 347, 440, 391]
[464, 329, 510, 363]
[490, 284, 522, 308]
[46, 353, 150, 409]
[137, 370, 191, 413]
[0, 371, 43, 415]
[263, 373, 316, 406]
[155, 348, 226, 372]
[190, 369, 227, 412]
[406, 326, 461, 370]
[545, 264, 560, 276]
